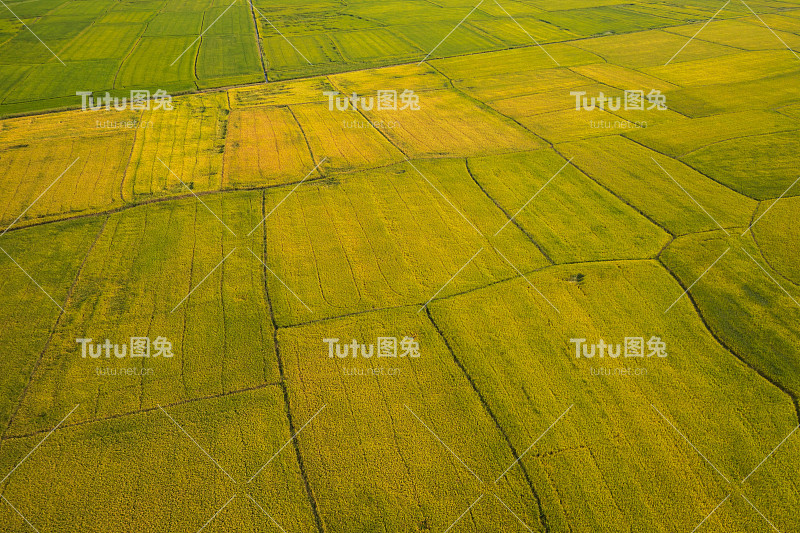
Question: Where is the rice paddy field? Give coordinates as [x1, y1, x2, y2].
[0, 0, 799, 531]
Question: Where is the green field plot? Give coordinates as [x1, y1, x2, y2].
[359, 89, 543, 158]
[222, 105, 313, 188]
[195, 34, 264, 87]
[557, 136, 756, 235]
[0, 32, 71, 65]
[4, 192, 278, 435]
[0, 388, 318, 533]
[535, 5, 682, 36]
[626, 110, 796, 157]
[330, 28, 420, 62]
[202, 3, 255, 36]
[467, 150, 669, 262]
[427, 259, 799, 532]
[664, 19, 800, 51]
[682, 130, 800, 199]
[390, 21, 504, 59]
[288, 101, 404, 171]
[261, 33, 342, 77]
[114, 36, 198, 91]
[49, 0, 115, 17]
[125, 92, 228, 199]
[260, 160, 549, 325]
[571, 29, 738, 68]
[97, 9, 155, 24]
[465, 16, 577, 47]
[0, 218, 104, 431]
[661, 232, 800, 402]
[59, 23, 144, 61]
[278, 307, 548, 533]
[752, 196, 800, 285]
[143, 11, 204, 35]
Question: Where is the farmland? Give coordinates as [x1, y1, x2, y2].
[1, 0, 799, 532]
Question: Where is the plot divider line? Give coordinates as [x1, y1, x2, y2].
[664, 247, 730, 314]
[171, 0, 238, 66]
[495, 157, 572, 236]
[741, 175, 800, 236]
[418, 0, 485, 65]
[253, 5, 312, 65]
[651, 404, 730, 484]
[0, 0, 65, 65]
[248, 158, 327, 236]
[492, 493, 534, 532]
[247, 247, 312, 312]
[651, 157, 729, 235]
[0, 404, 79, 486]
[158, 405, 236, 483]
[496, 404, 573, 482]
[494, 247, 559, 313]
[1, 157, 80, 237]
[248, 404, 326, 483]
[418, 247, 483, 313]
[494, 0, 559, 66]
[404, 404, 483, 484]
[740, 247, 800, 309]
[741, 424, 799, 483]
[171, 248, 237, 313]
[665, 0, 730, 65]
[740, 0, 800, 61]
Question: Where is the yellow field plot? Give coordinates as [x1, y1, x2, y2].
[451, 67, 591, 103]
[278, 307, 549, 532]
[223, 106, 313, 188]
[0, 106, 139, 148]
[0, 389, 318, 533]
[125, 92, 228, 199]
[0, 133, 134, 227]
[665, 19, 800, 51]
[489, 82, 612, 118]
[289, 102, 404, 171]
[571, 29, 738, 68]
[260, 160, 550, 325]
[643, 50, 800, 87]
[431, 43, 602, 80]
[328, 62, 451, 95]
[571, 63, 679, 92]
[0, 218, 104, 430]
[359, 89, 543, 158]
[627, 110, 797, 157]
[751, 196, 800, 285]
[229, 77, 335, 108]
[517, 108, 629, 143]
[745, 12, 800, 33]
[468, 150, 668, 262]
[428, 260, 798, 532]
[557, 136, 756, 235]
[6, 192, 278, 436]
